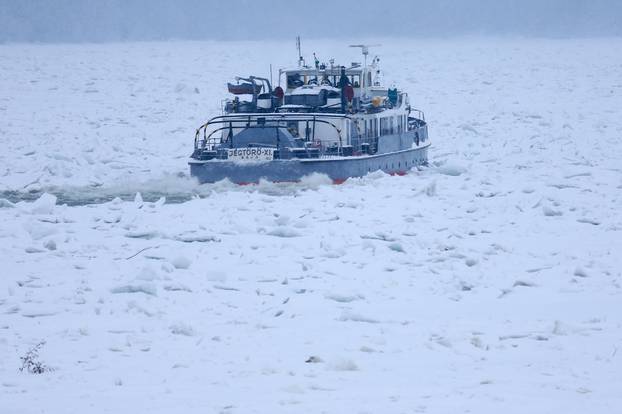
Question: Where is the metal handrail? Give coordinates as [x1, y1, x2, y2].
[200, 112, 355, 125]
[410, 108, 425, 121]
[194, 113, 354, 152]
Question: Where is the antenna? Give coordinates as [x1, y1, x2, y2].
[296, 36, 304, 68]
[349, 44, 381, 92]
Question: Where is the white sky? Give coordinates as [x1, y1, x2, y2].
[1, 0, 621, 42]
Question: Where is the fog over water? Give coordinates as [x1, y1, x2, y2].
[1, 0, 621, 43]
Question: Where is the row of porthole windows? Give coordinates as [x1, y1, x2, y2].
[366, 158, 423, 172]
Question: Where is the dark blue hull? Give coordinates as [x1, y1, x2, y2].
[189, 144, 429, 184]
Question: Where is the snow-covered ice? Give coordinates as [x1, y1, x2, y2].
[1, 38, 622, 413]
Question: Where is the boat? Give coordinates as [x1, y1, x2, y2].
[189, 39, 430, 184]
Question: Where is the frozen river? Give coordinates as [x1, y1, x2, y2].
[1, 38, 621, 413]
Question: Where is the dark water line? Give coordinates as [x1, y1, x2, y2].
[0, 189, 200, 206]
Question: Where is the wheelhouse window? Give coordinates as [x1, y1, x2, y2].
[287, 73, 303, 88]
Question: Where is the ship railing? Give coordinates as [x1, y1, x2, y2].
[194, 113, 358, 156]
[408, 108, 426, 131]
[410, 108, 425, 121]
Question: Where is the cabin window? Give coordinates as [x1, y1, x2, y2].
[287, 73, 303, 88]
[287, 121, 299, 137]
[380, 117, 394, 135]
[352, 75, 361, 88]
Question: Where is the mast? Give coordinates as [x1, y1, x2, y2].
[349, 44, 380, 98]
[296, 36, 304, 68]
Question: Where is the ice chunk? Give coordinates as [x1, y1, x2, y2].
[329, 359, 359, 371]
[577, 217, 600, 225]
[111, 284, 157, 296]
[299, 172, 332, 188]
[305, 356, 323, 363]
[137, 266, 159, 281]
[30, 193, 57, 214]
[206, 271, 227, 282]
[0, 199, 15, 208]
[125, 230, 160, 239]
[338, 311, 378, 324]
[174, 234, 220, 243]
[43, 239, 57, 251]
[458, 123, 478, 134]
[425, 180, 437, 196]
[513, 280, 536, 287]
[163, 283, 192, 292]
[171, 256, 192, 269]
[170, 323, 195, 336]
[153, 197, 166, 208]
[436, 163, 466, 176]
[23, 222, 58, 240]
[325, 293, 364, 303]
[388, 242, 405, 253]
[266, 227, 301, 238]
[543, 206, 562, 216]
[134, 192, 143, 205]
[21, 308, 58, 318]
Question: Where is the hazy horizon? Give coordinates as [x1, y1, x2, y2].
[1, 0, 621, 43]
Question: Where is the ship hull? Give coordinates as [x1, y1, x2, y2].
[189, 144, 429, 184]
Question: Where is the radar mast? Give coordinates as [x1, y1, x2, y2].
[349, 43, 380, 95]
